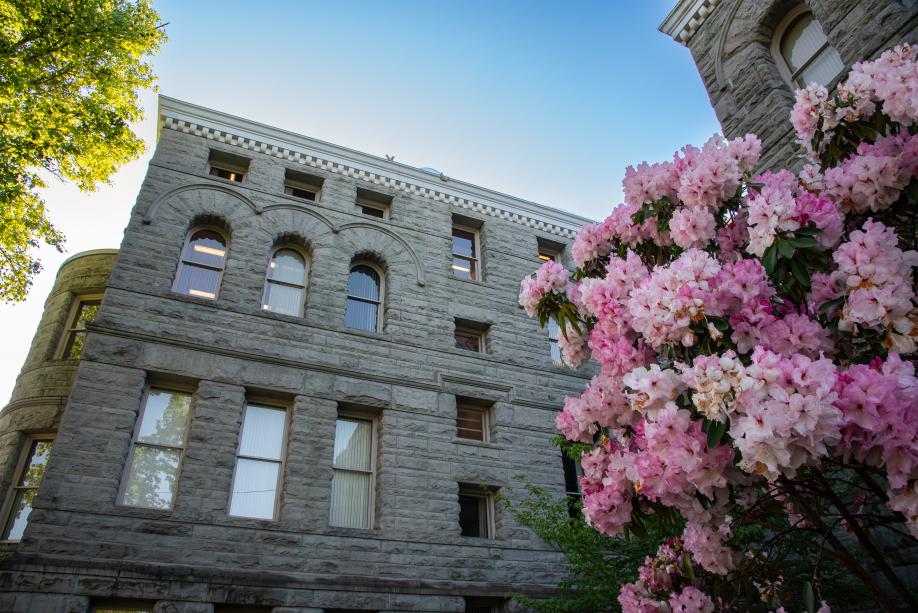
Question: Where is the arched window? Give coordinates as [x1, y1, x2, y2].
[173, 228, 228, 300]
[774, 7, 844, 88]
[262, 247, 308, 316]
[345, 264, 382, 332]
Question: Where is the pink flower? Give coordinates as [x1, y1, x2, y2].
[669, 586, 715, 613]
[683, 520, 735, 575]
[623, 160, 680, 208]
[623, 365, 685, 420]
[670, 207, 716, 249]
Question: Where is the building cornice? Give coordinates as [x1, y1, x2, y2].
[157, 96, 594, 239]
[659, 0, 721, 45]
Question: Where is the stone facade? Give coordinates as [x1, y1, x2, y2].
[0, 97, 596, 612]
[660, 0, 918, 171]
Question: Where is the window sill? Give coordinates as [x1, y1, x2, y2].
[340, 326, 388, 341]
[448, 275, 487, 287]
[207, 175, 246, 188]
[452, 436, 501, 449]
[169, 290, 220, 307]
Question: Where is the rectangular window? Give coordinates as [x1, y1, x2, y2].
[562, 453, 583, 518]
[120, 388, 192, 510]
[355, 188, 392, 219]
[60, 297, 101, 358]
[451, 226, 479, 280]
[458, 485, 494, 538]
[229, 403, 288, 520]
[548, 316, 561, 363]
[536, 236, 564, 264]
[330, 415, 376, 529]
[456, 404, 489, 442]
[91, 602, 154, 613]
[284, 169, 324, 202]
[1, 436, 54, 541]
[455, 328, 483, 352]
[464, 598, 503, 613]
[208, 149, 249, 183]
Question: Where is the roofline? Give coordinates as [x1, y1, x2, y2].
[60, 249, 119, 269]
[156, 95, 596, 233]
[659, 0, 720, 45]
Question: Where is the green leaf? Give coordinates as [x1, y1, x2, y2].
[777, 238, 796, 259]
[789, 258, 811, 289]
[787, 236, 819, 249]
[819, 296, 845, 313]
[804, 581, 815, 613]
[682, 554, 695, 581]
[763, 244, 777, 275]
[706, 419, 728, 448]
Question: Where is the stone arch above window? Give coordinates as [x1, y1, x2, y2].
[772, 5, 844, 88]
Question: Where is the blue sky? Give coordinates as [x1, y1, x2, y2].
[0, 0, 720, 404]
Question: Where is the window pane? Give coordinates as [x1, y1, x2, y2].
[18, 440, 53, 487]
[329, 470, 370, 529]
[347, 266, 380, 301]
[174, 264, 221, 299]
[122, 446, 182, 509]
[781, 13, 824, 73]
[547, 316, 560, 341]
[452, 257, 474, 280]
[361, 205, 385, 218]
[550, 340, 561, 363]
[263, 281, 304, 316]
[137, 390, 191, 447]
[452, 229, 476, 258]
[458, 494, 483, 537]
[239, 405, 286, 460]
[457, 407, 485, 441]
[268, 249, 306, 285]
[2, 488, 36, 541]
[799, 46, 845, 86]
[229, 458, 280, 519]
[345, 298, 378, 332]
[562, 455, 581, 495]
[333, 419, 372, 471]
[184, 230, 227, 267]
[455, 331, 481, 352]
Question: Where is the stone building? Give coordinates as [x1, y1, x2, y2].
[660, 0, 918, 170]
[0, 96, 595, 613]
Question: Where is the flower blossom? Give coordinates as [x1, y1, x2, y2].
[683, 520, 735, 576]
[518, 259, 569, 316]
[679, 351, 752, 423]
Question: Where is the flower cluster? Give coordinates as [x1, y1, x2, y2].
[830, 219, 918, 352]
[521, 45, 918, 610]
[729, 348, 841, 481]
[618, 540, 717, 613]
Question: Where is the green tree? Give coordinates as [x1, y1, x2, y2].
[0, 0, 166, 301]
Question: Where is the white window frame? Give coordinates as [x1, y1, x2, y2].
[227, 401, 291, 521]
[329, 412, 379, 530]
[55, 293, 104, 359]
[355, 197, 389, 220]
[457, 485, 496, 539]
[261, 245, 309, 317]
[456, 404, 490, 443]
[345, 261, 385, 334]
[0, 433, 55, 543]
[454, 324, 486, 354]
[772, 5, 843, 88]
[451, 224, 481, 281]
[117, 386, 194, 511]
[172, 225, 229, 301]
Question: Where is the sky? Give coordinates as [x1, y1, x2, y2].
[0, 0, 720, 405]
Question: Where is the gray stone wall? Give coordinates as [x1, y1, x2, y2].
[678, 0, 918, 171]
[0, 119, 594, 612]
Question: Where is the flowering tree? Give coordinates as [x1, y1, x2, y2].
[520, 45, 918, 613]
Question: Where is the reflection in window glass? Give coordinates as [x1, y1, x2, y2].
[174, 229, 227, 300]
[330, 417, 374, 528]
[548, 316, 561, 363]
[780, 12, 844, 87]
[345, 265, 381, 332]
[2, 438, 53, 541]
[262, 249, 308, 316]
[121, 389, 191, 510]
[451, 227, 479, 280]
[229, 404, 287, 520]
[64, 300, 101, 358]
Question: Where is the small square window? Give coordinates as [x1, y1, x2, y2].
[355, 188, 392, 219]
[536, 236, 565, 263]
[59, 296, 102, 359]
[208, 149, 249, 183]
[284, 169, 324, 202]
[455, 328, 482, 352]
[456, 404, 488, 441]
[458, 485, 495, 538]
